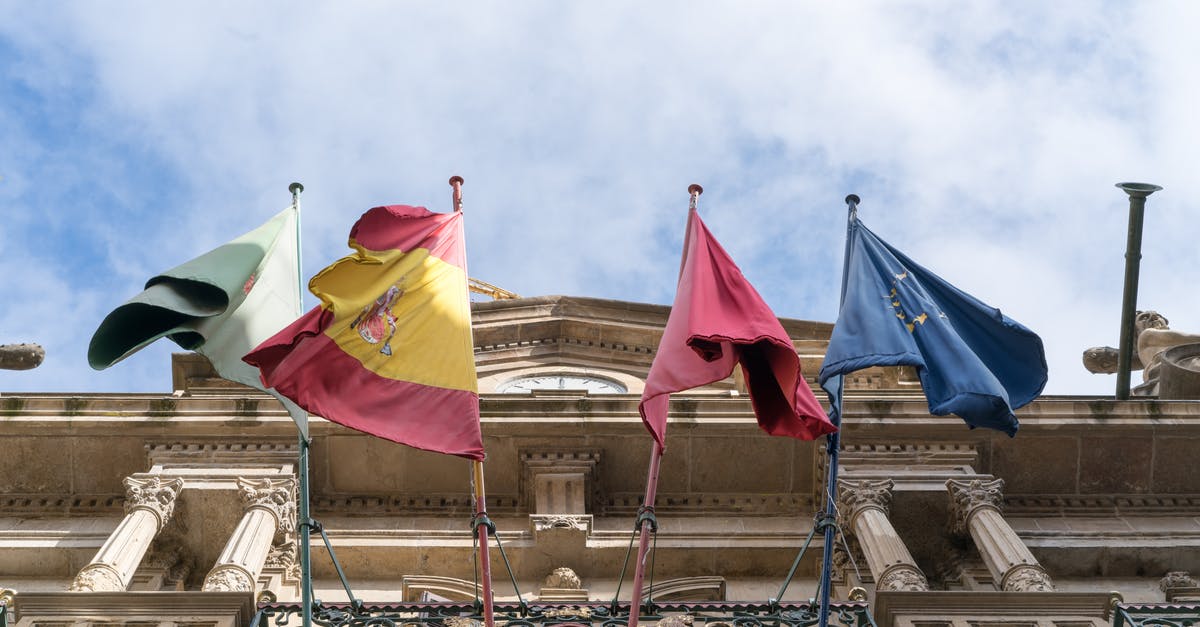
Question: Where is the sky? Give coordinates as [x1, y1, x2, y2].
[1, 2, 1197, 397]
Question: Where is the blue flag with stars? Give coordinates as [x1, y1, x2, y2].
[818, 215, 1047, 436]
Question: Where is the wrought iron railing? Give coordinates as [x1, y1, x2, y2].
[251, 600, 877, 627]
[1111, 602, 1199, 627]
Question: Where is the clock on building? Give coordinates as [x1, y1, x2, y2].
[497, 374, 627, 394]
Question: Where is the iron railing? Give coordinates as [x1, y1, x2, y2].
[251, 600, 877, 627]
[1111, 602, 1199, 627]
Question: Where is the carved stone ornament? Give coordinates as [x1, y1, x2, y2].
[837, 479, 894, 528]
[531, 514, 590, 532]
[237, 477, 298, 533]
[265, 540, 298, 569]
[69, 564, 124, 592]
[877, 565, 929, 592]
[946, 478, 1004, 533]
[1001, 564, 1055, 592]
[543, 566, 583, 590]
[123, 476, 184, 527]
[202, 565, 254, 592]
[1160, 571, 1199, 591]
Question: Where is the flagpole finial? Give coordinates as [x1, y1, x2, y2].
[688, 184, 703, 211]
[449, 176, 464, 213]
[845, 194, 860, 207]
[289, 182, 304, 195]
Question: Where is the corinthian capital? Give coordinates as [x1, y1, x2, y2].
[837, 479, 894, 529]
[237, 477, 297, 533]
[123, 476, 184, 528]
[946, 478, 1004, 533]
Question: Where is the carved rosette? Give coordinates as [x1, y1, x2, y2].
[877, 565, 930, 592]
[237, 477, 297, 534]
[946, 478, 1005, 535]
[69, 564, 124, 592]
[123, 476, 185, 528]
[837, 479, 894, 530]
[1001, 564, 1055, 592]
[202, 565, 254, 592]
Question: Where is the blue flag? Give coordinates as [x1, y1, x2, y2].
[818, 215, 1047, 436]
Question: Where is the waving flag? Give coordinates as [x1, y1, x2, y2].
[639, 208, 836, 452]
[245, 205, 483, 460]
[818, 214, 1048, 436]
[89, 206, 308, 434]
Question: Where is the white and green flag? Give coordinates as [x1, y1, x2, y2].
[89, 206, 309, 435]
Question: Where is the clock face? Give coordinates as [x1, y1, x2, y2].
[497, 374, 626, 394]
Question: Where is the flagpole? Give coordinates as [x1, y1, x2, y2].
[628, 184, 703, 627]
[289, 182, 315, 627]
[451, 175, 496, 627]
[817, 194, 859, 627]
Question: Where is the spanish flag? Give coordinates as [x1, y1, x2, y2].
[245, 205, 484, 460]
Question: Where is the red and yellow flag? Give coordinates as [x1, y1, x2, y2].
[245, 205, 484, 460]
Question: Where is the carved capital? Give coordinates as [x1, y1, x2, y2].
[202, 565, 255, 592]
[946, 478, 1004, 533]
[123, 476, 184, 528]
[237, 477, 297, 533]
[70, 563, 125, 592]
[1001, 564, 1055, 591]
[877, 564, 929, 591]
[837, 479, 894, 529]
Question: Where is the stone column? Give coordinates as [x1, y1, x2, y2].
[946, 478, 1054, 591]
[70, 476, 184, 591]
[837, 479, 928, 591]
[202, 477, 297, 592]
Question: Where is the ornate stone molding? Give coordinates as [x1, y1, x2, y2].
[124, 476, 185, 528]
[1001, 564, 1055, 592]
[202, 565, 254, 592]
[946, 478, 1004, 534]
[531, 514, 591, 532]
[837, 479, 894, 529]
[877, 564, 929, 592]
[544, 566, 582, 589]
[69, 563, 124, 592]
[237, 477, 297, 533]
[1160, 571, 1198, 591]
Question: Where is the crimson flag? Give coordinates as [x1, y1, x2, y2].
[639, 209, 837, 451]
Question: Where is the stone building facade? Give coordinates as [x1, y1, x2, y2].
[1, 295, 1198, 625]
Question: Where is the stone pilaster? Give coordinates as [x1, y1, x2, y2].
[837, 479, 928, 591]
[70, 476, 184, 592]
[946, 478, 1054, 592]
[202, 477, 297, 592]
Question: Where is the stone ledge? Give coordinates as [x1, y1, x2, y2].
[11, 590, 255, 627]
[872, 590, 1115, 627]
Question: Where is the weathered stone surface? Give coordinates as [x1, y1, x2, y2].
[0, 343, 44, 370]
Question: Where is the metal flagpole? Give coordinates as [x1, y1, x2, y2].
[817, 194, 859, 627]
[628, 183, 703, 627]
[289, 181, 314, 627]
[451, 176, 496, 627]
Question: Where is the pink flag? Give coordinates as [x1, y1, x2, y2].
[639, 209, 837, 451]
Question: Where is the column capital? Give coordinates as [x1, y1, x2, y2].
[237, 477, 297, 534]
[123, 476, 184, 528]
[837, 479, 894, 530]
[946, 478, 1004, 533]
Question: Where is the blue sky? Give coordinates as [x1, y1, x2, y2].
[2, 2, 1197, 396]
